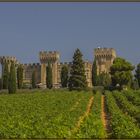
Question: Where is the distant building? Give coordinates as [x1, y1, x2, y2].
[94, 47, 116, 75]
[0, 47, 116, 88]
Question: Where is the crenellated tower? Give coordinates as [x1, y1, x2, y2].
[0, 56, 19, 74]
[39, 51, 60, 88]
[94, 48, 116, 75]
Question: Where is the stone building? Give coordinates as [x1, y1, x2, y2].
[94, 47, 116, 75]
[0, 47, 116, 88]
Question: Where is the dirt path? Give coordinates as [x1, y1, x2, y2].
[71, 96, 94, 134]
[101, 95, 111, 137]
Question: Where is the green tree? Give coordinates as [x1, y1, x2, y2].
[131, 78, 139, 90]
[17, 64, 23, 89]
[31, 70, 36, 88]
[96, 73, 111, 88]
[135, 63, 140, 87]
[110, 57, 134, 89]
[61, 65, 68, 88]
[92, 59, 97, 86]
[68, 48, 87, 91]
[0, 78, 2, 90]
[2, 62, 9, 89]
[46, 62, 52, 89]
[8, 62, 16, 94]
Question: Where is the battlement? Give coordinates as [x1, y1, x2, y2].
[23, 63, 41, 67]
[60, 62, 70, 65]
[94, 47, 116, 58]
[0, 56, 18, 64]
[39, 51, 60, 63]
[84, 61, 92, 67]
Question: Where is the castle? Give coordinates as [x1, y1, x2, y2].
[0, 48, 116, 88]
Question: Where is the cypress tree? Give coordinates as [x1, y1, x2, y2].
[46, 62, 52, 89]
[135, 63, 140, 87]
[3, 62, 9, 89]
[17, 64, 23, 89]
[92, 59, 97, 86]
[31, 70, 36, 88]
[61, 65, 68, 88]
[0, 78, 2, 90]
[68, 48, 87, 91]
[8, 62, 16, 94]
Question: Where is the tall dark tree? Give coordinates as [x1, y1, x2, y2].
[0, 78, 2, 90]
[135, 63, 140, 87]
[110, 57, 134, 89]
[92, 59, 97, 86]
[131, 78, 139, 90]
[61, 65, 68, 88]
[2, 62, 9, 89]
[17, 64, 23, 89]
[96, 73, 111, 88]
[8, 62, 16, 94]
[46, 62, 52, 89]
[31, 70, 36, 88]
[68, 48, 87, 91]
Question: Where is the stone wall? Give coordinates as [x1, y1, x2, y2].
[94, 48, 116, 75]
[0, 48, 116, 88]
[22, 63, 41, 85]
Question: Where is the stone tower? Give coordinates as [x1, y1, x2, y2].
[0, 56, 19, 75]
[39, 51, 60, 88]
[94, 48, 116, 75]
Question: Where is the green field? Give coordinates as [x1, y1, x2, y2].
[0, 89, 139, 138]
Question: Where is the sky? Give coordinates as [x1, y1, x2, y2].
[0, 2, 140, 65]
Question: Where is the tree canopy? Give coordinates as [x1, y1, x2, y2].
[2, 62, 9, 89]
[31, 70, 36, 89]
[61, 65, 68, 88]
[135, 63, 140, 87]
[8, 62, 16, 94]
[110, 57, 134, 89]
[17, 64, 23, 89]
[68, 48, 87, 90]
[92, 59, 97, 86]
[46, 62, 52, 89]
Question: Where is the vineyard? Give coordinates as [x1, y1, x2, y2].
[0, 89, 139, 138]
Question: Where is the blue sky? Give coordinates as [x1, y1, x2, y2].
[0, 2, 140, 65]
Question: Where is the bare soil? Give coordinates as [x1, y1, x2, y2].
[101, 95, 112, 137]
[72, 96, 94, 134]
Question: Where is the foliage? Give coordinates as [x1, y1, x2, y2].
[96, 73, 111, 88]
[61, 65, 68, 88]
[110, 57, 134, 89]
[8, 62, 16, 94]
[75, 91, 107, 138]
[135, 63, 140, 87]
[31, 70, 36, 89]
[123, 90, 140, 106]
[17, 64, 23, 89]
[113, 91, 139, 117]
[105, 91, 140, 138]
[2, 62, 9, 89]
[0, 90, 92, 138]
[131, 78, 139, 90]
[68, 48, 87, 91]
[46, 62, 52, 89]
[0, 78, 2, 90]
[92, 59, 97, 86]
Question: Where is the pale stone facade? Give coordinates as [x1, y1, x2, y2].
[94, 48, 116, 75]
[0, 48, 116, 88]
